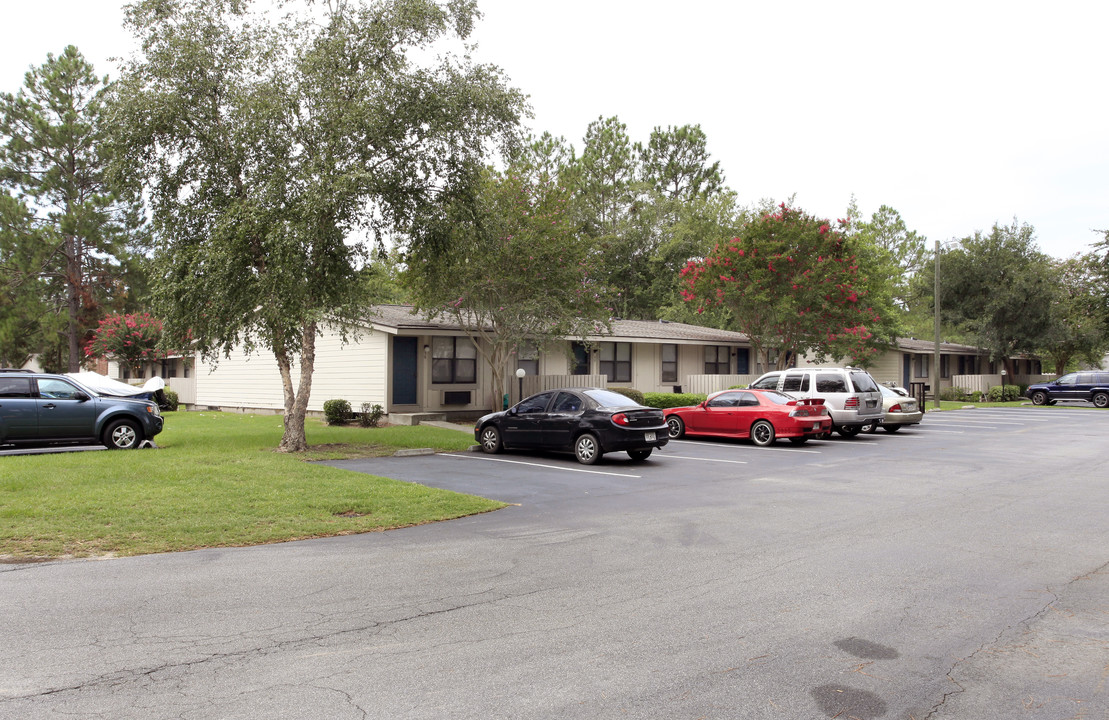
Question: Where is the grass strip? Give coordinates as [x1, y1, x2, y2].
[0, 412, 501, 560]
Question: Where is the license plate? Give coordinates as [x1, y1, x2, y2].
[645, 432, 656, 442]
[812, 423, 820, 430]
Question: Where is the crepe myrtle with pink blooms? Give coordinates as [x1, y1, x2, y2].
[680, 203, 886, 369]
[84, 312, 188, 375]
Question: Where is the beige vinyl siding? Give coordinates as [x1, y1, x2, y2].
[866, 352, 902, 386]
[195, 327, 386, 413]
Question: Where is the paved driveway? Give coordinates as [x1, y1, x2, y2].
[2, 407, 1107, 719]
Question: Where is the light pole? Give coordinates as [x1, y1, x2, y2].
[515, 367, 526, 405]
[934, 239, 941, 410]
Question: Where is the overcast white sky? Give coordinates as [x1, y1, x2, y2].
[3, 0, 1106, 259]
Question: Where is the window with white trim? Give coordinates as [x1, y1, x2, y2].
[599, 342, 631, 383]
[432, 336, 477, 384]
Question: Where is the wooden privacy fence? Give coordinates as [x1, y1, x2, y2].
[950, 374, 1053, 394]
[165, 377, 197, 405]
[683, 375, 759, 395]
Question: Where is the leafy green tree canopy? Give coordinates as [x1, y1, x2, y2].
[109, 0, 525, 450]
[404, 164, 612, 409]
[931, 219, 1054, 374]
[1, 46, 146, 371]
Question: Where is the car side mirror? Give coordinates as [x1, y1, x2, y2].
[507, 407, 517, 416]
[74, 392, 90, 402]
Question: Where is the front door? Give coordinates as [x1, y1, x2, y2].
[393, 337, 418, 406]
[903, 354, 912, 389]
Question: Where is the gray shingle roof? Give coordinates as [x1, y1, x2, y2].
[365, 305, 750, 344]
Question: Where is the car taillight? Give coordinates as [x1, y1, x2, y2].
[889, 403, 902, 412]
[612, 413, 629, 426]
[844, 397, 859, 409]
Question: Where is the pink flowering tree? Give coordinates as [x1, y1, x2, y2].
[680, 203, 891, 370]
[84, 312, 179, 375]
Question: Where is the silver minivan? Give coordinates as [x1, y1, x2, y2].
[750, 367, 883, 437]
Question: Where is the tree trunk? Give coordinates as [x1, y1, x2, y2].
[275, 321, 318, 453]
[65, 233, 81, 372]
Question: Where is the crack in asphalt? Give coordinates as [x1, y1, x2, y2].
[923, 559, 1109, 719]
[0, 587, 545, 706]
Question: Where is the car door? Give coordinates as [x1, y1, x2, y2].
[732, 391, 763, 437]
[34, 378, 97, 441]
[0, 376, 38, 442]
[1049, 373, 1079, 402]
[702, 392, 742, 434]
[502, 391, 554, 449]
[540, 391, 585, 449]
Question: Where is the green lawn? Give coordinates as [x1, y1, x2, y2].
[0, 412, 501, 560]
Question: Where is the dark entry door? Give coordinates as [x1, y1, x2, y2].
[393, 337, 418, 406]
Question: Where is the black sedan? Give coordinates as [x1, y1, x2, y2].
[474, 388, 669, 464]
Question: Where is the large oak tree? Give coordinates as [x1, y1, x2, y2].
[109, 0, 524, 451]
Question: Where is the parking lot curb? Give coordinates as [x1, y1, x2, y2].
[393, 448, 436, 457]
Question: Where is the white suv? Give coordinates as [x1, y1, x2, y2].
[749, 367, 883, 438]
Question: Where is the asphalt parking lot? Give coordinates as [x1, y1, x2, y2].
[2, 407, 1108, 720]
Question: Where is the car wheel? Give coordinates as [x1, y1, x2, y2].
[750, 420, 775, 446]
[628, 448, 652, 461]
[1030, 391, 1048, 406]
[1093, 392, 1109, 409]
[837, 425, 861, 438]
[883, 424, 901, 433]
[574, 433, 602, 465]
[479, 425, 502, 454]
[863, 421, 878, 433]
[104, 419, 142, 449]
[789, 437, 808, 446]
[666, 416, 685, 439]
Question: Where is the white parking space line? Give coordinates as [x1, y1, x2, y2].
[912, 428, 966, 434]
[442, 453, 642, 478]
[669, 439, 822, 454]
[928, 418, 1025, 426]
[662, 455, 748, 464]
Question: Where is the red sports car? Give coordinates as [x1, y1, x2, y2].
[663, 389, 832, 446]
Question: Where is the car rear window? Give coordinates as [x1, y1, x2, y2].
[850, 372, 878, 393]
[760, 390, 793, 405]
[583, 389, 638, 407]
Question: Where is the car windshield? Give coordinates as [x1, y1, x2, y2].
[583, 389, 638, 407]
[878, 385, 904, 398]
[760, 390, 793, 405]
[850, 372, 878, 392]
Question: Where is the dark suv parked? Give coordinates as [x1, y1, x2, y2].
[1025, 372, 1109, 408]
[0, 370, 164, 449]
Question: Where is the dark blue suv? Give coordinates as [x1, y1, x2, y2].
[0, 370, 164, 449]
[1025, 372, 1109, 408]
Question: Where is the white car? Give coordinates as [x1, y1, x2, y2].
[749, 367, 883, 438]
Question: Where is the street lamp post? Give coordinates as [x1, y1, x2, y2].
[934, 239, 941, 410]
[515, 367, 526, 405]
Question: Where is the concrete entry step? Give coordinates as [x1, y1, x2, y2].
[387, 412, 447, 426]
